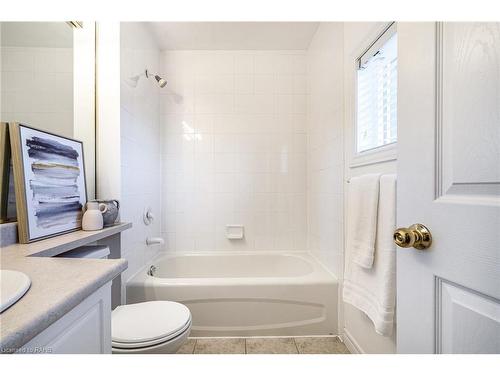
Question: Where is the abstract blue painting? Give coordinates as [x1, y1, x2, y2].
[16, 124, 87, 241]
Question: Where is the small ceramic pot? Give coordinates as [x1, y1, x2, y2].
[82, 201, 103, 231]
[97, 199, 120, 227]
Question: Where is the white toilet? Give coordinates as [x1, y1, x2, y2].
[111, 301, 192, 354]
[60, 245, 192, 354]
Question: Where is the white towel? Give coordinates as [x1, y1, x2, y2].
[343, 174, 397, 336]
[347, 173, 380, 269]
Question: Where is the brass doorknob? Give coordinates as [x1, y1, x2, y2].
[393, 224, 432, 250]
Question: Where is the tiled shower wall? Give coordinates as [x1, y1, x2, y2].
[306, 23, 345, 276]
[159, 51, 308, 252]
[119, 23, 162, 282]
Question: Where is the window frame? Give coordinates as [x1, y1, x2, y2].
[351, 22, 398, 168]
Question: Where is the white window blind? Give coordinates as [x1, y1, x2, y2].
[356, 24, 397, 153]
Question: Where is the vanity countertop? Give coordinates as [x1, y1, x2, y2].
[0, 223, 131, 353]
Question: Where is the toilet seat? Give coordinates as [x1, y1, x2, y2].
[112, 301, 192, 350]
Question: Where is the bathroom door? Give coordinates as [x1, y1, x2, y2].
[397, 22, 500, 353]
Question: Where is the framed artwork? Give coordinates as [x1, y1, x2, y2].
[8, 123, 87, 243]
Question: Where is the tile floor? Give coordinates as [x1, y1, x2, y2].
[176, 336, 350, 354]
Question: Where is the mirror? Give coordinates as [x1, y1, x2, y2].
[0, 22, 96, 224]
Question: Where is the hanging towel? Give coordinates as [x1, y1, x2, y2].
[343, 174, 397, 336]
[347, 173, 380, 269]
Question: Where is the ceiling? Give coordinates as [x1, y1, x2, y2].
[146, 22, 320, 50]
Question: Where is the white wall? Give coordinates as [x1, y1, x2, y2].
[306, 23, 345, 278]
[159, 50, 307, 252]
[119, 22, 162, 283]
[342, 22, 397, 354]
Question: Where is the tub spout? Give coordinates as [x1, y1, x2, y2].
[146, 237, 164, 246]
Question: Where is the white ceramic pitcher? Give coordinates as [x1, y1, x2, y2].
[82, 201, 104, 231]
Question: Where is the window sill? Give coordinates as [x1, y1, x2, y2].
[350, 143, 397, 168]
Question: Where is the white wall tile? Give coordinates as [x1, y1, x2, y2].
[254, 54, 277, 75]
[306, 23, 344, 276]
[235, 54, 254, 74]
[235, 75, 254, 94]
[1, 46, 73, 138]
[1, 47, 35, 72]
[276, 75, 294, 94]
[254, 75, 275, 94]
[160, 50, 307, 252]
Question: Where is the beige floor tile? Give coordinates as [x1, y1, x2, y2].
[194, 338, 246, 354]
[246, 338, 299, 354]
[294, 337, 350, 354]
[176, 339, 196, 354]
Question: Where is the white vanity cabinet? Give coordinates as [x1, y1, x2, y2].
[1, 223, 130, 353]
[19, 283, 111, 354]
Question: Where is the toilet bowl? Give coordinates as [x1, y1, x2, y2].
[112, 301, 192, 354]
[59, 246, 192, 354]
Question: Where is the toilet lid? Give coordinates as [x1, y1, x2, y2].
[112, 301, 191, 345]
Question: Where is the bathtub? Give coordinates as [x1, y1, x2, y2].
[126, 252, 338, 337]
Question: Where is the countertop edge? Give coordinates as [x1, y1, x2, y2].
[0, 258, 127, 352]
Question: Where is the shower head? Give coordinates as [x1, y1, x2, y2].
[154, 75, 167, 88]
[145, 69, 167, 88]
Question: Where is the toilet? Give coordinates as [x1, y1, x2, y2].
[60, 245, 192, 354]
[111, 301, 192, 354]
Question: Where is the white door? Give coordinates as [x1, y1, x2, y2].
[397, 22, 500, 353]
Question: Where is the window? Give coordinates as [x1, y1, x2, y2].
[356, 24, 397, 153]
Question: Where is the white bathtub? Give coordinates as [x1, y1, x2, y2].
[126, 252, 338, 337]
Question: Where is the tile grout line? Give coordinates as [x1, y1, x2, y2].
[192, 339, 198, 354]
[244, 338, 247, 354]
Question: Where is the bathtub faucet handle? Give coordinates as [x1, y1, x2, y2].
[143, 207, 155, 225]
[148, 265, 157, 276]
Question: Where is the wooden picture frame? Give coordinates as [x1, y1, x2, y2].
[9, 123, 88, 243]
[0, 122, 17, 223]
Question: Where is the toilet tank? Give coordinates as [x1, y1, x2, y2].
[57, 245, 110, 259]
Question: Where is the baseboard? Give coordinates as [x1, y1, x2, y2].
[341, 328, 364, 354]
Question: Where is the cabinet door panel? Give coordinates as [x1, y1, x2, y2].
[20, 283, 111, 354]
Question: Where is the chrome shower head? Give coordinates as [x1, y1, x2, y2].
[145, 69, 167, 88]
[154, 75, 167, 88]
